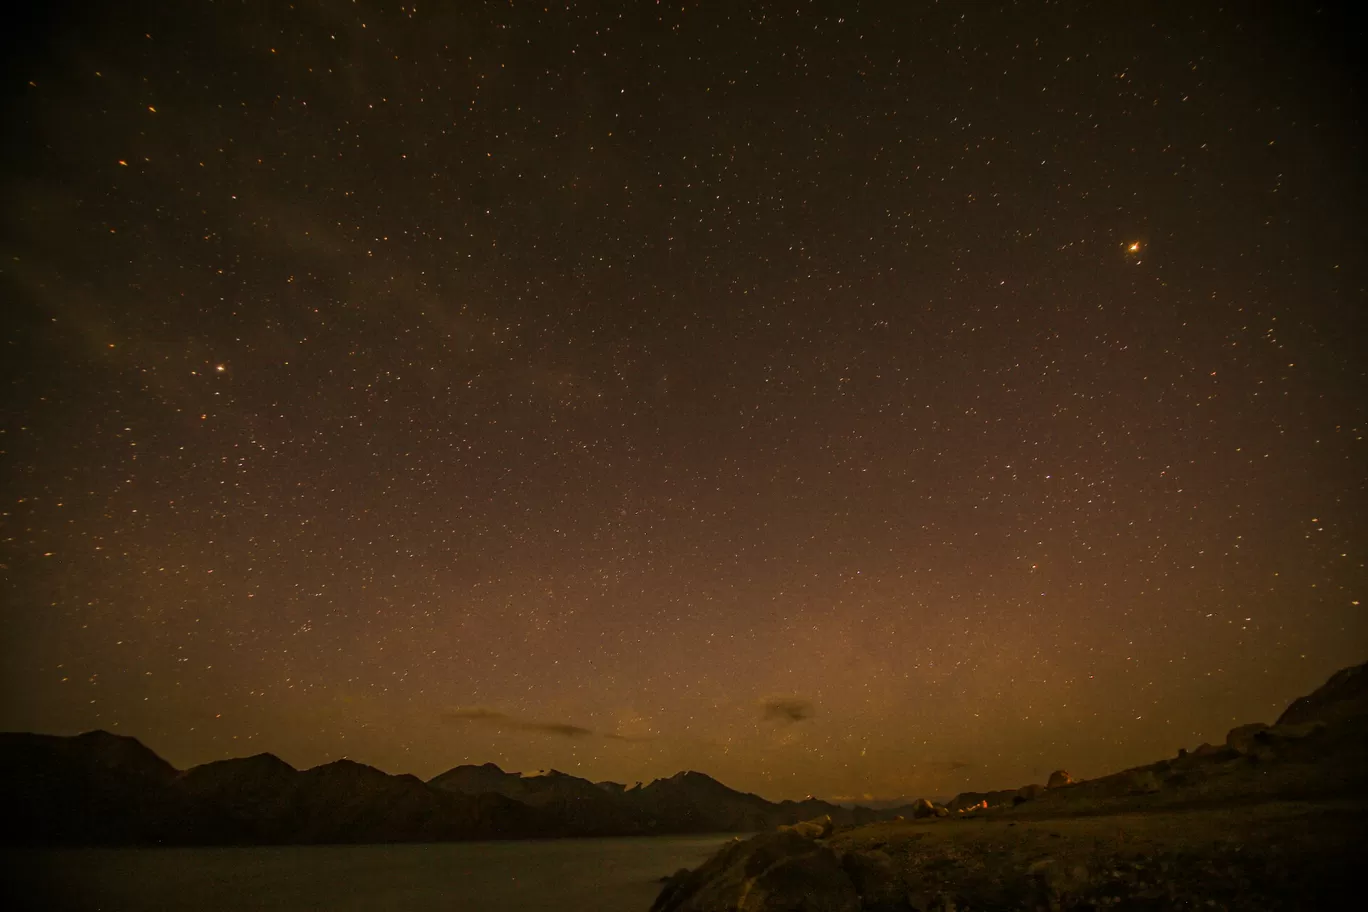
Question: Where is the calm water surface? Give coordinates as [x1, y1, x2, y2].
[3, 835, 738, 912]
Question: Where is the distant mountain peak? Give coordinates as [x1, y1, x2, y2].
[185, 752, 297, 777]
[661, 770, 737, 792]
[306, 758, 390, 779]
[669, 770, 713, 783]
[76, 729, 122, 740]
[74, 729, 156, 750]
[68, 730, 177, 778]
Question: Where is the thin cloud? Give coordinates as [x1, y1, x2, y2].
[761, 697, 815, 724]
[443, 707, 651, 741]
[443, 708, 592, 738]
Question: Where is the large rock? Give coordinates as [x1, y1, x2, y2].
[945, 788, 1016, 811]
[1224, 720, 1331, 762]
[1263, 720, 1329, 751]
[1015, 783, 1045, 802]
[910, 798, 936, 819]
[653, 868, 698, 912]
[651, 831, 861, 912]
[1226, 723, 1271, 755]
[779, 815, 834, 839]
[1046, 769, 1075, 789]
[1126, 769, 1162, 794]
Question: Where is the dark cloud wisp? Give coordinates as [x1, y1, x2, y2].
[761, 697, 815, 724]
[442, 707, 653, 741]
[443, 708, 594, 738]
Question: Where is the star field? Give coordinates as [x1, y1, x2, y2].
[1, 1, 1365, 802]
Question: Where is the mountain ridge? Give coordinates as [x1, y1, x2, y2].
[5, 659, 1363, 847]
[0, 733, 893, 845]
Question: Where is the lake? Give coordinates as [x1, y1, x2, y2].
[1, 834, 738, 912]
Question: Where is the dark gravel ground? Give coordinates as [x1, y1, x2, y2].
[827, 800, 1365, 911]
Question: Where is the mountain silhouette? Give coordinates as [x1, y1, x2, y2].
[0, 737, 886, 845]
[12, 661, 1361, 847]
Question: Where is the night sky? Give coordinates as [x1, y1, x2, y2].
[2, 1, 1365, 803]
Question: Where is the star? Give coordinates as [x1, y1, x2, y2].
[1, 0, 1361, 803]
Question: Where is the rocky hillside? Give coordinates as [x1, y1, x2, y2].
[649, 659, 1368, 912]
[1277, 660, 1368, 727]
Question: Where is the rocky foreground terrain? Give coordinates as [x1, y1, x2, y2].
[652, 661, 1368, 911]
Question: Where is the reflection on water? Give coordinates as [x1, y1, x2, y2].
[2, 834, 738, 912]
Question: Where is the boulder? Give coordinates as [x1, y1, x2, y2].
[651, 830, 861, 912]
[652, 868, 694, 911]
[1271, 720, 1327, 740]
[1126, 769, 1162, 794]
[1228, 720, 1329, 761]
[910, 799, 936, 819]
[779, 815, 834, 839]
[934, 805, 950, 818]
[946, 788, 1016, 810]
[1253, 720, 1328, 752]
[1226, 723, 1271, 755]
[1046, 770, 1074, 789]
[1016, 783, 1045, 802]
